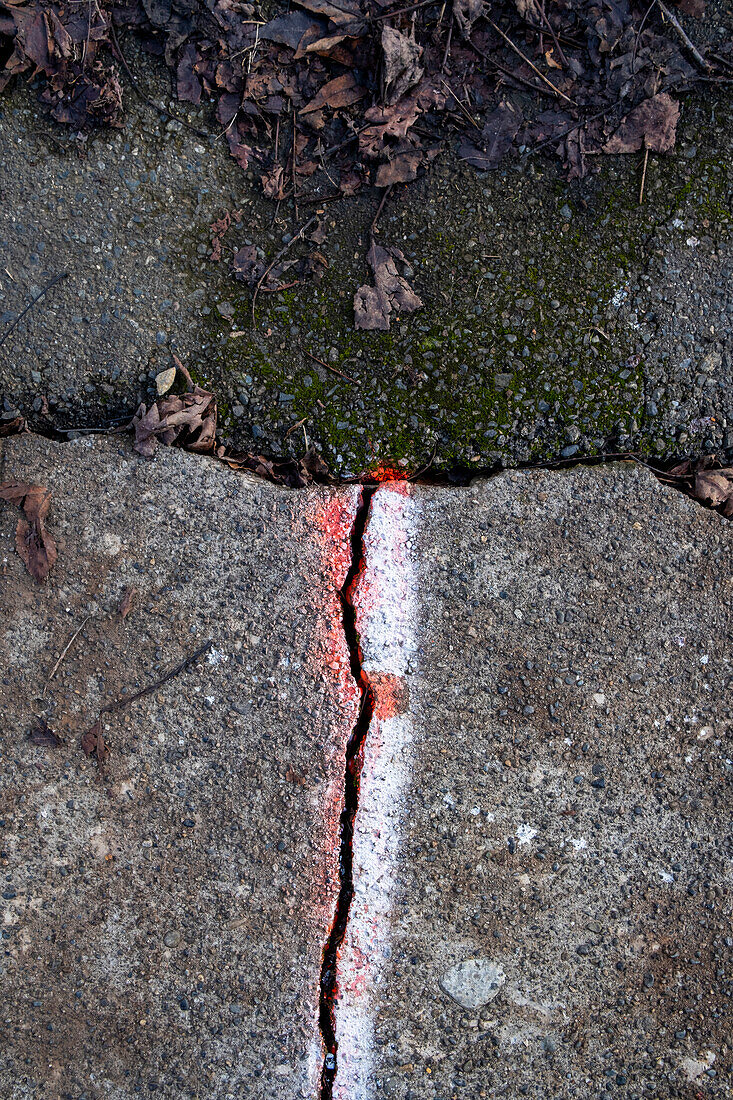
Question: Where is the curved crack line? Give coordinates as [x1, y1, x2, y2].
[318, 485, 376, 1099]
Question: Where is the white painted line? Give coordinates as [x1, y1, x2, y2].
[334, 483, 418, 1099]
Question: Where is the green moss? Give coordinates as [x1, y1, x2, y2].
[182, 93, 731, 475]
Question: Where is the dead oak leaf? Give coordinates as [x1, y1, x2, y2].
[300, 73, 366, 117]
[130, 365, 217, 458]
[693, 469, 733, 508]
[603, 93, 680, 154]
[381, 26, 423, 106]
[0, 479, 58, 582]
[354, 242, 422, 331]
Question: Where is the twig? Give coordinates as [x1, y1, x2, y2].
[109, 24, 209, 138]
[48, 615, 90, 681]
[285, 417, 308, 437]
[298, 191, 344, 206]
[374, 0, 439, 18]
[371, 184, 393, 236]
[535, 3, 569, 67]
[320, 126, 371, 160]
[486, 17, 577, 104]
[260, 279, 301, 293]
[304, 349, 359, 384]
[408, 442, 438, 480]
[441, 16, 453, 73]
[467, 37, 566, 100]
[639, 146, 650, 204]
[440, 79, 480, 129]
[251, 215, 319, 324]
[102, 640, 213, 715]
[631, 0, 656, 75]
[0, 272, 68, 349]
[291, 105, 300, 225]
[655, 0, 710, 70]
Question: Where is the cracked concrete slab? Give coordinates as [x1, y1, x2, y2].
[0, 435, 359, 1099]
[336, 469, 732, 1098]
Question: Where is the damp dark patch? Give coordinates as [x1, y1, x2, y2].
[318, 484, 376, 1099]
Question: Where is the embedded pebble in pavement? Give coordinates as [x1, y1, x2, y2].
[438, 959, 506, 1010]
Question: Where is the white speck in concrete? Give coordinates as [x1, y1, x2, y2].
[207, 648, 228, 665]
[516, 824, 538, 846]
[681, 1050, 715, 1082]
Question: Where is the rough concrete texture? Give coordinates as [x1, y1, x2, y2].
[0, 51, 731, 475]
[336, 470, 732, 1098]
[0, 435, 359, 1098]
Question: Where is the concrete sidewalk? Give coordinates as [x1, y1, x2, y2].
[338, 470, 732, 1098]
[1, 437, 731, 1099]
[0, 435, 359, 1099]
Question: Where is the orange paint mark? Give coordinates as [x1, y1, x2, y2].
[363, 464, 410, 484]
[371, 672, 409, 722]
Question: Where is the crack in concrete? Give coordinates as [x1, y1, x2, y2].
[318, 485, 376, 1100]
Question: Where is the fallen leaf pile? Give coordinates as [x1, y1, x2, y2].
[217, 442, 331, 487]
[130, 355, 331, 483]
[1, 0, 726, 188]
[130, 355, 217, 457]
[1, 0, 728, 329]
[0, 479, 58, 581]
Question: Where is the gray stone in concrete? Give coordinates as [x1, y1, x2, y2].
[335, 468, 732, 1098]
[438, 958, 506, 1010]
[0, 436, 359, 1098]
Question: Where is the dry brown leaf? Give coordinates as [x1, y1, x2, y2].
[381, 26, 423, 105]
[130, 371, 217, 459]
[375, 149, 423, 187]
[354, 242, 422, 331]
[0, 415, 26, 437]
[300, 73, 366, 115]
[216, 444, 330, 487]
[694, 470, 733, 507]
[453, 0, 484, 39]
[261, 165, 287, 200]
[603, 93, 680, 154]
[119, 586, 136, 620]
[0, 480, 58, 582]
[27, 717, 62, 747]
[233, 244, 265, 286]
[81, 717, 108, 765]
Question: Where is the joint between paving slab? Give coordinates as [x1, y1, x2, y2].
[318, 484, 377, 1099]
